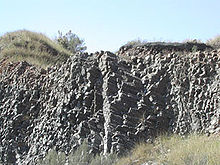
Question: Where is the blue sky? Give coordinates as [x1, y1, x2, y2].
[0, 0, 219, 52]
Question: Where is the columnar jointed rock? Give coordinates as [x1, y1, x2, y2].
[0, 44, 220, 164]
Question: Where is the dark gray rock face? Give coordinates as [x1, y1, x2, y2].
[0, 46, 220, 164]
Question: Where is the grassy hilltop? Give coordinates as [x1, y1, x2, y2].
[0, 30, 72, 68]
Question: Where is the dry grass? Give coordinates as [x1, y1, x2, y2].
[0, 30, 72, 68]
[116, 134, 220, 165]
[38, 141, 117, 165]
[207, 35, 220, 49]
[163, 135, 220, 165]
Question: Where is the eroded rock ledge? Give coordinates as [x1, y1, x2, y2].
[0, 44, 219, 164]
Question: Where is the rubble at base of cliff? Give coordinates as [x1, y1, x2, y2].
[0, 43, 220, 164]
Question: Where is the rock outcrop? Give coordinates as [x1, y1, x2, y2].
[0, 43, 219, 164]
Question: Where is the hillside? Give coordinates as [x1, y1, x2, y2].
[0, 35, 220, 164]
[0, 30, 71, 68]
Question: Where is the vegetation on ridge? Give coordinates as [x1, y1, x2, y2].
[56, 30, 87, 54]
[207, 35, 220, 49]
[122, 36, 220, 51]
[0, 30, 72, 68]
[0, 30, 219, 69]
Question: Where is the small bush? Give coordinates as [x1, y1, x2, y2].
[207, 35, 220, 49]
[38, 149, 66, 165]
[56, 30, 87, 54]
[90, 154, 118, 165]
[68, 140, 92, 165]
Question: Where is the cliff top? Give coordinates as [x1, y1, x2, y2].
[119, 41, 213, 54]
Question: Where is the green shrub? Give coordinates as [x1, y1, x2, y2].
[90, 154, 118, 165]
[56, 30, 87, 54]
[68, 140, 92, 165]
[0, 30, 72, 68]
[207, 35, 220, 49]
[38, 149, 66, 165]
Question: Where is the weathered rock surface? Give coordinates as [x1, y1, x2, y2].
[0, 43, 219, 164]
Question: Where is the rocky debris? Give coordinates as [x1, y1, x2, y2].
[0, 46, 220, 164]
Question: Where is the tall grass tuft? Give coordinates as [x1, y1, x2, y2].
[37, 140, 118, 165]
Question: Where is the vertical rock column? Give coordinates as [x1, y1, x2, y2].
[98, 52, 120, 154]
